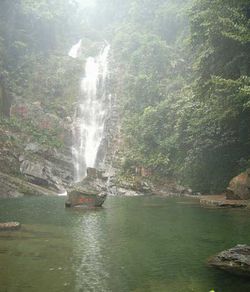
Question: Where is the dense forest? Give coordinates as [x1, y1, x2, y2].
[0, 0, 250, 193]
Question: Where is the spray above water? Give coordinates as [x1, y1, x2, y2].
[69, 40, 111, 182]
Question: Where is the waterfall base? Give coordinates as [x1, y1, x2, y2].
[65, 167, 107, 208]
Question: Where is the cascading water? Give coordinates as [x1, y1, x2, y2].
[69, 41, 111, 182]
[68, 39, 82, 59]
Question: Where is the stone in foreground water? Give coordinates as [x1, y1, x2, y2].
[208, 244, 250, 277]
[0, 222, 21, 231]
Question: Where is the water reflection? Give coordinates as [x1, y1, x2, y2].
[72, 212, 110, 292]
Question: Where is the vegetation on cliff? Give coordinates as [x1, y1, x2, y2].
[95, 0, 250, 192]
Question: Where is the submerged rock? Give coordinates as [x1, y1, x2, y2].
[200, 195, 247, 208]
[0, 222, 21, 231]
[208, 244, 250, 277]
[226, 169, 250, 200]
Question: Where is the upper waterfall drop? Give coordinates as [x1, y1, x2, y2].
[69, 41, 111, 182]
[68, 39, 82, 59]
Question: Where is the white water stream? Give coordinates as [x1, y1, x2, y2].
[69, 41, 110, 182]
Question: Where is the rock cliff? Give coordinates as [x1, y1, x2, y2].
[0, 97, 74, 198]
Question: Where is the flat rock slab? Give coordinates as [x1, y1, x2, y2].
[208, 244, 250, 277]
[0, 171, 58, 198]
[0, 222, 21, 231]
[200, 195, 248, 208]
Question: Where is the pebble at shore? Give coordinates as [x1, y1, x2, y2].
[0, 222, 21, 231]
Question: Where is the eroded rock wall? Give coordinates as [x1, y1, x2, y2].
[0, 97, 74, 198]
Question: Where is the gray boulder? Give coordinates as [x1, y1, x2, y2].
[208, 244, 250, 277]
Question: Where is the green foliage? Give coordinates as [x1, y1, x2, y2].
[0, 0, 87, 113]
[0, 117, 63, 149]
[190, 0, 250, 79]
[184, 0, 250, 191]
[98, 0, 250, 192]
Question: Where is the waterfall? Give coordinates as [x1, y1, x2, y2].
[68, 39, 82, 59]
[69, 41, 111, 182]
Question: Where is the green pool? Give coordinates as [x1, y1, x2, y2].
[0, 196, 250, 291]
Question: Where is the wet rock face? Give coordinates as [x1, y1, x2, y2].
[0, 171, 58, 197]
[20, 160, 50, 186]
[108, 186, 143, 196]
[0, 139, 73, 197]
[19, 142, 73, 192]
[86, 167, 105, 180]
[0, 96, 74, 198]
[226, 169, 250, 200]
[20, 159, 63, 191]
[208, 244, 250, 277]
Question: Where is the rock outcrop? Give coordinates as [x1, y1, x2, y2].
[0, 96, 74, 198]
[208, 244, 250, 277]
[0, 171, 58, 197]
[19, 142, 73, 191]
[226, 169, 250, 200]
[108, 186, 144, 196]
